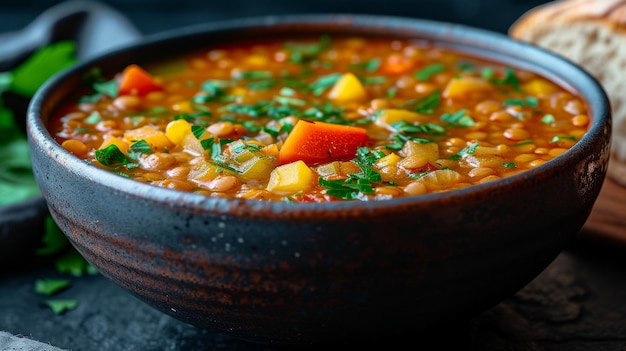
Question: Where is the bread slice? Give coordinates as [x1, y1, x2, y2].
[509, 0, 626, 186]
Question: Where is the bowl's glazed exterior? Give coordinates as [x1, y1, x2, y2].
[27, 15, 611, 345]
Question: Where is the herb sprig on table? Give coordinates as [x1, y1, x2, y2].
[0, 41, 96, 314]
[0, 40, 77, 205]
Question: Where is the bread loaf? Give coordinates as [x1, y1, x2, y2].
[509, 0, 626, 186]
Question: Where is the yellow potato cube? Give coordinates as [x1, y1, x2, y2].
[124, 125, 173, 152]
[244, 54, 269, 66]
[165, 119, 192, 145]
[521, 78, 558, 96]
[165, 119, 204, 156]
[188, 161, 222, 182]
[327, 72, 368, 103]
[442, 76, 493, 99]
[238, 156, 276, 182]
[171, 100, 194, 113]
[374, 153, 402, 168]
[375, 109, 430, 128]
[266, 160, 315, 194]
[99, 137, 129, 155]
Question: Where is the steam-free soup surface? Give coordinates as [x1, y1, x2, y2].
[50, 35, 589, 202]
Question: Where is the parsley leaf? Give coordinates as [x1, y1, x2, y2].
[35, 216, 70, 256]
[35, 279, 71, 296]
[8, 40, 77, 97]
[449, 141, 479, 160]
[398, 90, 440, 114]
[55, 249, 98, 277]
[319, 147, 382, 200]
[414, 63, 444, 81]
[0, 41, 78, 205]
[95, 144, 132, 166]
[42, 299, 79, 315]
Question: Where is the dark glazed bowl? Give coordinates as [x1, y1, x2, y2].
[26, 14, 611, 346]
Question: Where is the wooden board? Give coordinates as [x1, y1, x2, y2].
[580, 177, 626, 246]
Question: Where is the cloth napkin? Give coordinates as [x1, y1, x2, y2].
[0, 332, 66, 351]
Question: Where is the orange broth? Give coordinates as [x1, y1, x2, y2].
[49, 35, 590, 202]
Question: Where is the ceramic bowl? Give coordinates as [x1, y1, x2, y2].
[26, 14, 611, 346]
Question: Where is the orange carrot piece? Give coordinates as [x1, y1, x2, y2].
[279, 120, 370, 166]
[117, 64, 162, 96]
[380, 54, 415, 75]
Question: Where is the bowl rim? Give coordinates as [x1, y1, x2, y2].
[26, 13, 611, 213]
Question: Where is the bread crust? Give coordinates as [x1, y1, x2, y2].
[510, 0, 626, 37]
[510, 0, 626, 186]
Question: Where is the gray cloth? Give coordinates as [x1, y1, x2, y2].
[0, 332, 66, 351]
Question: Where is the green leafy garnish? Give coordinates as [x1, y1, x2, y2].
[489, 67, 521, 92]
[0, 138, 41, 205]
[398, 90, 441, 114]
[541, 114, 556, 124]
[285, 35, 331, 63]
[440, 109, 475, 127]
[449, 141, 479, 160]
[502, 162, 517, 168]
[550, 135, 577, 143]
[503, 96, 539, 108]
[94, 144, 132, 166]
[349, 58, 381, 72]
[414, 63, 445, 81]
[42, 299, 79, 315]
[128, 139, 153, 156]
[232, 70, 273, 80]
[0, 41, 78, 205]
[35, 216, 70, 256]
[55, 249, 98, 277]
[35, 279, 71, 296]
[5, 41, 77, 97]
[308, 73, 342, 96]
[319, 147, 382, 200]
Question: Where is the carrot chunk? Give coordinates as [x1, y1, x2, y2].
[279, 120, 369, 166]
[380, 54, 415, 74]
[117, 64, 162, 96]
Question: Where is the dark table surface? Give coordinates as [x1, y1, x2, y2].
[4, 1, 626, 350]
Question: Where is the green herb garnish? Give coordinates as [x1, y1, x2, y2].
[414, 63, 445, 81]
[42, 300, 79, 315]
[0, 41, 78, 205]
[35, 279, 71, 296]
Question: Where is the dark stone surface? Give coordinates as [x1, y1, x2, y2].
[2, 237, 626, 350]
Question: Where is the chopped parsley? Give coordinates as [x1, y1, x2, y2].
[319, 147, 382, 200]
[398, 90, 441, 114]
[415, 63, 445, 81]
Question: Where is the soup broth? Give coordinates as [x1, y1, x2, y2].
[49, 35, 589, 202]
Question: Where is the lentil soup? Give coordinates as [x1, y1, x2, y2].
[49, 35, 590, 202]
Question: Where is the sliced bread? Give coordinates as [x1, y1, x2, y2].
[509, 0, 626, 185]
